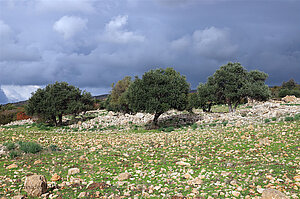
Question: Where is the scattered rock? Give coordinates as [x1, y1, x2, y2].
[0, 145, 7, 156]
[282, 95, 297, 103]
[293, 175, 300, 181]
[78, 192, 87, 198]
[187, 177, 203, 185]
[6, 163, 18, 169]
[258, 137, 271, 146]
[134, 163, 142, 168]
[247, 124, 254, 131]
[24, 175, 47, 197]
[232, 191, 240, 197]
[235, 121, 242, 127]
[50, 173, 61, 181]
[175, 161, 191, 166]
[68, 168, 80, 175]
[183, 173, 192, 179]
[257, 188, 265, 194]
[34, 160, 42, 165]
[12, 195, 24, 199]
[118, 172, 131, 181]
[261, 188, 288, 199]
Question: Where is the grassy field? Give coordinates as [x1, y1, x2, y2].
[0, 113, 299, 198]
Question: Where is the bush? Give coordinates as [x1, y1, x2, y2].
[49, 144, 60, 152]
[294, 114, 300, 121]
[3, 142, 16, 150]
[264, 118, 270, 123]
[222, 120, 228, 126]
[271, 117, 277, 121]
[16, 111, 31, 120]
[285, 117, 294, 122]
[18, 141, 42, 154]
[9, 150, 20, 159]
[191, 123, 197, 130]
[0, 109, 18, 125]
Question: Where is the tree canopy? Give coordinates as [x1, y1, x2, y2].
[26, 82, 94, 126]
[204, 62, 270, 112]
[107, 76, 132, 113]
[127, 68, 190, 125]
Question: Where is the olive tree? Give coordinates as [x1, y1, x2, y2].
[26, 82, 94, 126]
[197, 76, 217, 112]
[127, 68, 190, 125]
[107, 76, 132, 113]
[209, 62, 270, 112]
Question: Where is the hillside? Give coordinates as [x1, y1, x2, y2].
[0, 99, 299, 198]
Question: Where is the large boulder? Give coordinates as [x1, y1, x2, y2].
[24, 175, 47, 197]
[261, 189, 288, 199]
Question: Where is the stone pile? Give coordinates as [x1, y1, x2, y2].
[199, 99, 300, 126]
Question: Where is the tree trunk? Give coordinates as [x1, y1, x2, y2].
[153, 112, 162, 126]
[233, 102, 239, 111]
[58, 114, 63, 126]
[52, 115, 57, 126]
[208, 104, 212, 112]
[228, 102, 233, 112]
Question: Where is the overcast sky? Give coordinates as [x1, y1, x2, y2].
[0, 0, 300, 104]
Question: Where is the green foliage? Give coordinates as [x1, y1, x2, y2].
[26, 82, 94, 126]
[222, 120, 228, 126]
[264, 118, 270, 123]
[108, 76, 132, 113]
[294, 113, 300, 120]
[271, 79, 300, 98]
[197, 77, 217, 112]
[247, 70, 271, 101]
[285, 117, 294, 122]
[202, 62, 270, 112]
[18, 141, 42, 154]
[9, 150, 20, 159]
[3, 142, 16, 150]
[278, 88, 300, 98]
[127, 68, 190, 125]
[272, 117, 277, 121]
[49, 144, 60, 152]
[0, 109, 17, 125]
[186, 93, 200, 113]
[191, 123, 198, 130]
[282, 78, 297, 90]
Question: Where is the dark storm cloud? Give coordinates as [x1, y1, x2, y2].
[0, 0, 299, 102]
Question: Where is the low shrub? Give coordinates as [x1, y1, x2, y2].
[49, 144, 60, 152]
[191, 123, 197, 130]
[264, 118, 270, 123]
[9, 150, 20, 159]
[294, 113, 300, 120]
[3, 142, 16, 150]
[271, 117, 277, 121]
[0, 109, 17, 125]
[222, 120, 228, 126]
[16, 111, 31, 120]
[285, 117, 294, 122]
[18, 141, 42, 154]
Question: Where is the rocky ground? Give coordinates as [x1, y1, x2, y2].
[0, 98, 299, 198]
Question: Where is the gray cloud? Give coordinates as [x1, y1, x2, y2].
[0, 87, 8, 104]
[0, 0, 299, 102]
